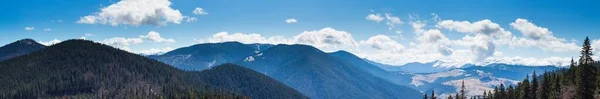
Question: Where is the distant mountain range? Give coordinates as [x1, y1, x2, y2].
[368, 59, 561, 97]
[234, 44, 422, 99]
[0, 39, 569, 98]
[0, 39, 45, 61]
[0, 40, 306, 98]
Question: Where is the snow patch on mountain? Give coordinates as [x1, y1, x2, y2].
[244, 56, 255, 62]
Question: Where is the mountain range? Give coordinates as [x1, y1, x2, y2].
[0, 39, 569, 98]
[0, 39, 306, 98]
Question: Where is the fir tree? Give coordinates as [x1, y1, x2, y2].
[532, 71, 538, 99]
[460, 80, 466, 99]
[430, 90, 437, 99]
[424, 93, 428, 99]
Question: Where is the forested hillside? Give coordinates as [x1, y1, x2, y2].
[0, 39, 306, 99]
[485, 37, 600, 99]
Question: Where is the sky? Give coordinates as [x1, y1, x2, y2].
[1, 0, 600, 67]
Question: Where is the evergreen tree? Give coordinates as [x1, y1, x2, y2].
[482, 91, 487, 99]
[499, 84, 506, 99]
[460, 81, 466, 99]
[576, 36, 597, 99]
[430, 90, 437, 99]
[448, 95, 453, 99]
[424, 93, 428, 99]
[507, 85, 515, 99]
[520, 76, 532, 99]
[540, 73, 550, 99]
[455, 93, 460, 99]
[532, 71, 538, 99]
[579, 36, 594, 65]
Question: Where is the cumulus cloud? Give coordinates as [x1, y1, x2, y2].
[40, 39, 62, 46]
[294, 28, 360, 50]
[24, 27, 34, 31]
[139, 31, 175, 43]
[285, 18, 298, 23]
[198, 32, 292, 44]
[366, 14, 384, 22]
[185, 17, 198, 22]
[77, 0, 184, 26]
[360, 35, 405, 52]
[437, 19, 512, 40]
[192, 7, 208, 15]
[367, 13, 403, 31]
[198, 27, 360, 52]
[509, 18, 578, 52]
[101, 37, 143, 51]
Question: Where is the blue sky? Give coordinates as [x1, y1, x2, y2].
[1, 0, 599, 67]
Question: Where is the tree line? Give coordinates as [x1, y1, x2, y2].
[424, 37, 600, 99]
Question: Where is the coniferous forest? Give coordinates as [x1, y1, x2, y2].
[479, 37, 600, 99]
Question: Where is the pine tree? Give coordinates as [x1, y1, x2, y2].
[499, 84, 506, 99]
[552, 73, 562, 99]
[579, 36, 594, 65]
[431, 90, 437, 99]
[455, 93, 460, 99]
[460, 80, 466, 99]
[540, 73, 550, 99]
[521, 76, 532, 99]
[532, 71, 538, 99]
[576, 36, 597, 99]
[507, 85, 515, 99]
[482, 91, 487, 99]
[424, 93, 428, 99]
[448, 95, 454, 99]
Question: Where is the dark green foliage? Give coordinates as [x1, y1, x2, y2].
[486, 37, 599, 99]
[188, 63, 308, 99]
[0, 38, 45, 61]
[431, 90, 437, 99]
[0, 40, 305, 99]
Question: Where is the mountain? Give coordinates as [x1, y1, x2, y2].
[0, 38, 45, 61]
[407, 64, 560, 97]
[328, 51, 413, 86]
[0, 40, 306, 99]
[189, 63, 308, 99]
[366, 60, 457, 73]
[149, 42, 257, 70]
[235, 44, 422, 99]
[245, 43, 274, 51]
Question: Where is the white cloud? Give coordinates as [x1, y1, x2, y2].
[43, 28, 52, 31]
[77, 0, 184, 26]
[198, 27, 359, 52]
[509, 18, 578, 52]
[366, 14, 384, 22]
[437, 19, 512, 40]
[185, 17, 198, 22]
[360, 35, 405, 53]
[192, 7, 208, 15]
[484, 56, 572, 66]
[285, 18, 298, 23]
[101, 37, 144, 51]
[40, 39, 62, 46]
[384, 13, 402, 26]
[199, 32, 292, 44]
[294, 28, 360, 51]
[139, 47, 174, 55]
[139, 31, 175, 43]
[24, 27, 34, 31]
[367, 13, 403, 31]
